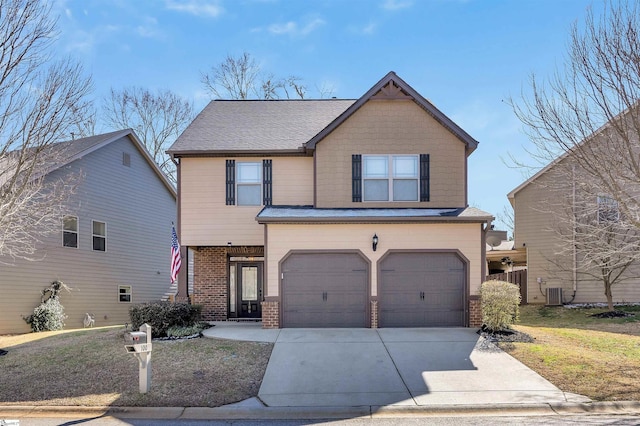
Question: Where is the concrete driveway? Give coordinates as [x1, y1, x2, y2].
[255, 328, 590, 408]
[203, 324, 590, 408]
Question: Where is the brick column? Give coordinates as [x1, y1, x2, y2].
[193, 247, 228, 321]
[261, 298, 279, 328]
[468, 296, 482, 328]
[370, 299, 378, 328]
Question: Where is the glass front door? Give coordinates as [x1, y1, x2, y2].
[237, 263, 262, 318]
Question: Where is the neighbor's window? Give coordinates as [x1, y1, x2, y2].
[62, 216, 78, 248]
[92, 221, 106, 251]
[118, 285, 132, 302]
[363, 155, 418, 201]
[236, 162, 261, 205]
[597, 195, 620, 224]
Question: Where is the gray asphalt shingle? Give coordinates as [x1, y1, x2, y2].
[168, 99, 355, 153]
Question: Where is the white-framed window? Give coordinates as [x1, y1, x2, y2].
[363, 155, 419, 201]
[92, 221, 107, 251]
[62, 215, 78, 248]
[118, 285, 132, 303]
[236, 162, 262, 206]
[597, 195, 620, 224]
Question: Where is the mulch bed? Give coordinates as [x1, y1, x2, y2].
[478, 325, 535, 343]
[589, 310, 636, 319]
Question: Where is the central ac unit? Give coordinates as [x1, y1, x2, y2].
[546, 288, 563, 306]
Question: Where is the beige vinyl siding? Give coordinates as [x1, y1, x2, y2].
[180, 157, 313, 246]
[315, 100, 467, 208]
[513, 163, 640, 304]
[0, 136, 176, 334]
[264, 223, 483, 298]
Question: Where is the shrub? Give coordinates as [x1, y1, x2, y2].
[24, 298, 67, 332]
[480, 280, 521, 332]
[129, 302, 202, 337]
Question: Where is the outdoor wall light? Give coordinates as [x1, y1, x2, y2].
[372, 234, 379, 252]
[227, 242, 232, 247]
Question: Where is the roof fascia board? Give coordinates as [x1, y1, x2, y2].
[256, 215, 493, 224]
[171, 149, 309, 158]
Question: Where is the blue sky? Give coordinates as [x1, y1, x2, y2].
[52, 0, 598, 229]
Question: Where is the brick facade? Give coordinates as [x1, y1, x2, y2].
[193, 247, 228, 321]
[370, 299, 378, 328]
[468, 296, 482, 328]
[261, 299, 280, 328]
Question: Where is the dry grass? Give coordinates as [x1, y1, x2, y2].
[0, 326, 272, 407]
[500, 304, 640, 401]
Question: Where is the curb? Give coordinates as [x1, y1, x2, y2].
[1, 401, 640, 420]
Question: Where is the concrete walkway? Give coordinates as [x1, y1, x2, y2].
[203, 323, 590, 408]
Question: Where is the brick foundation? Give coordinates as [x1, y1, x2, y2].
[193, 247, 228, 321]
[468, 296, 482, 328]
[370, 299, 378, 328]
[261, 299, 280, 328]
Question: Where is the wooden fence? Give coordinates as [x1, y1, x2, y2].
[485, 269, 528, 304]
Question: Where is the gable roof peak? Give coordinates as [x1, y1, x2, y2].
[305, 71, 479, 153]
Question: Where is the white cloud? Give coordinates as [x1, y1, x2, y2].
[349, 21, 376, 35]
[381, 0, 413, 11]
[165, 0, 224, 17]
[137, 16, 163, 38]
[268, 17, 325, 37]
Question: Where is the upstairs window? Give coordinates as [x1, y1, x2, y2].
[597, 195, 620, 224]
[236, 162, 262, 205]
[363, 155, 419, 202]
[92, 221, 107, 251]
[62, 216, 78, 248]
[226, 160, 273, 206]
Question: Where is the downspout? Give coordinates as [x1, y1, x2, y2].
[570, 164, 577, 303]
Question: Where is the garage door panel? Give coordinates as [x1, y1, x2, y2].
[282, 252, 368, 328]
[380, 252, 466, 327]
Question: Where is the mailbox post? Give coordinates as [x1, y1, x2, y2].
[124, 323, 152, 393]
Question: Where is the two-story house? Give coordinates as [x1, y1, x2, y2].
[169, 72, 493, 328]
[0, 129, 177, 334]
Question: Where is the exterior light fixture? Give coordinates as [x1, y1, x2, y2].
[227, 242, 232, 247]
[372, 234, 379, 252]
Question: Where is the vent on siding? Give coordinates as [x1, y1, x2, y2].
[546, 288, 562, 306]
[123, 152, 131, 167]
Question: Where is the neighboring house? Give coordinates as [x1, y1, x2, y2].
[168, 72, 493, 329]
[508, 128, 640, 306]
[0, 129, 177, 334]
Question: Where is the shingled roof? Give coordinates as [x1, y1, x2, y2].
[168, 99, 355, 155]
[168, 71, 480, 156]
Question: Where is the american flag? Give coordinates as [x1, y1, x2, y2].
[170, 225, 182, 284]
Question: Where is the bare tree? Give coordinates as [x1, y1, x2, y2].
[511, 1, 640, 309]
[0, 0, 92, 262]
[102, 87, 193, 184]
[202, 52, 330, 100]
[201, 52, 261, 100]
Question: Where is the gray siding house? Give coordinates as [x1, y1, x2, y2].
[0, 129, 177, 334]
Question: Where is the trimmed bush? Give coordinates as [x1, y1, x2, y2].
[480, 280, 521, 332]
[24, 298, 67, 332]
[129, 302, 202, 337]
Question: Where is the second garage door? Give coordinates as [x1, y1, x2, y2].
[379, 251, 466, 327]
[281, 252, 369, 328]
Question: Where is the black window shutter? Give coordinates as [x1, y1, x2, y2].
[420, 154, 430, 202]
[226, 159, 235, 205]
[352, 154, 362, 202]
[263, 159, 272, 206]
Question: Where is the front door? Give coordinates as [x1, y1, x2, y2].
[238, 263, 262, 318]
